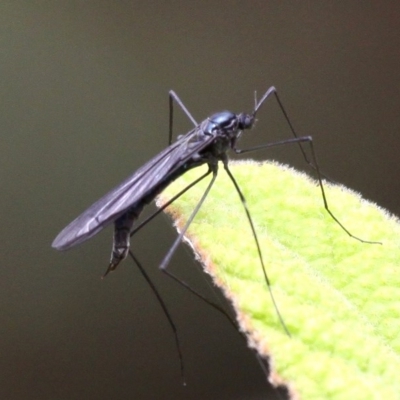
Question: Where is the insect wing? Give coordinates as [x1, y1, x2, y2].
[52, 128, 214, 250]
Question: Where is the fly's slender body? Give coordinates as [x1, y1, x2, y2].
[53, 86, 377, 334]
[52, 86, 379, 388]
[52, 108, 256, 274]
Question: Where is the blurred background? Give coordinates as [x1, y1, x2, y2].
[1, 2, 399, 399]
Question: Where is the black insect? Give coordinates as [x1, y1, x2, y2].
[53, 86, 377, 330]
[53, 86, 380, 390]
[52, 87, 283, 273]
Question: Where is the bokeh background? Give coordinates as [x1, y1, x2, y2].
[1, 2, 399, 399]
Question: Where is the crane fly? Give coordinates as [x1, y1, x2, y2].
[53, 85, 378, 344]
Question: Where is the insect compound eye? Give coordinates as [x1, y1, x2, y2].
[237, 113, 254, 130]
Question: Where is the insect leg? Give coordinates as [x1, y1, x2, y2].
[104, 167, 212, 277]
[169, 90, 197, 145]
[153, 164, 240, 328]
[234, 136, 381, 244]
[222, 158, 291, 336]
[124, 166, 239, 327]
[160, 164, 217, 272]
[253, 86, 321, 175]
[127, 251, 186, 385]
[129, 168, 212, 238]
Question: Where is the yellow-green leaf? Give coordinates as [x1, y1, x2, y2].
[157, 160, 400, 400]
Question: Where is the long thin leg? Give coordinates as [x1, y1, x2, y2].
[253, 86, 320, 175]
[223, 159, 291, 336]
[153, 159, 290, 396]
[235, 135, 381, 245]
[131, 245, 283, 396]
[169, 90, 197, 145]
[127, 169, 240, 382]
[130, 168, 212, 238]
[127, 251, 186, 385]
[234, 135, 312, 155]
[124, 163, 239, 329]
[151, 165, 238, 328]
[160, 165, 217, 271]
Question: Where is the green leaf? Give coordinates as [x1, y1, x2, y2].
[157, 160, 400, 399]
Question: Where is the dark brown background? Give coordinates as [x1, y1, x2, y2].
[1, 2, 399, 399]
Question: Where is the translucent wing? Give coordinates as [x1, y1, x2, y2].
[52, 125, 214, 250]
